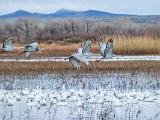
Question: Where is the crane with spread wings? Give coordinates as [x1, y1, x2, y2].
[18, 42, 44, 58]
[65, 40, 93, 69]
[98, 37, 113, 62]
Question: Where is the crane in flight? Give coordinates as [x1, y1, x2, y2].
[18, 42, 44, 58]
[0, 37, 23, 53]
[81, 37, 93, 56]
[65, 40, 93, 69]
[97, 37, 113, 62]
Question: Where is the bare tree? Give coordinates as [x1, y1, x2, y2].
[45, 21, 59, 40]
[84, 20, 93, 33]
[16, 18, 38, 43]
[70, 20, 76, 35]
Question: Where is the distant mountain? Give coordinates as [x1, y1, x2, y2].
[0, 9, 47, 19]
[0, 9, 131, 19]
[49, 9, 79, 17]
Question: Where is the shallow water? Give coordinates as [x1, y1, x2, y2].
[0, 70, 160, 120]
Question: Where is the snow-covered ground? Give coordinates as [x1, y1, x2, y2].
[0, 55, 160, 62]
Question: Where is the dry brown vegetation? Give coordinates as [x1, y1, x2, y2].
[0, 18, 160, 56]
[1, 18, 160, 44]
[0, 35, 159, 58]
[0, 61, 160, 73]
[108, 35, 160, 55]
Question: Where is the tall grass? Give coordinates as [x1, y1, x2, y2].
[107, 35, 160, 55]
[1, 35, 160, 57]
[40, 35, 160, 56]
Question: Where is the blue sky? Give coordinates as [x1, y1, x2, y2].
[0, 0, 160, 15]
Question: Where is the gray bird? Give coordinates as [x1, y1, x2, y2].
[65, 40, 92, 69]
[18, 42, 44, 58]
[0, 37, 23, 53]
[81, 40, 92, 56]
[98, 38, 113, 62]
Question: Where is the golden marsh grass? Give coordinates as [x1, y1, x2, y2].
[1, 36, 160, 57]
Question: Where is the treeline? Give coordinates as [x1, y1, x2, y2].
[0, 18, 160, 43]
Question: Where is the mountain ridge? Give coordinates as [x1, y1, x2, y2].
[0, 9, 132, 19]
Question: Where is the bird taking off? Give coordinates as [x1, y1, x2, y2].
[81, 39, 92, 56]
[65, 47, 90, 69]
[98, 38, 113, 62]
[0, 37, 23, 53]
[18, 42, 44, 58]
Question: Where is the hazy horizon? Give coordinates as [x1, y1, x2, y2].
[0, 0, 160, 16]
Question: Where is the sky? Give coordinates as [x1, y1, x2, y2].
[0, 0, 160, 15]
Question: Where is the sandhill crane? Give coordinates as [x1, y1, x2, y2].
[81, 38, 93, 56]
[65, 48, 90, 69]
[98, 38, 113, 62]
[0, 37, 23, 53]
[18, 42, 44, 58]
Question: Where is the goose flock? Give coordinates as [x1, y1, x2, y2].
[1, 88, 160, 119]
[1, 88, 160, 108]
[0, 36, 113, 68]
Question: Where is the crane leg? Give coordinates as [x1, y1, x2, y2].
[18, 51, 25, 56]
[97, 57, 105, 62]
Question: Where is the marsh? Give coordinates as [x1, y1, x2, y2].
[0, 69, 160, 120]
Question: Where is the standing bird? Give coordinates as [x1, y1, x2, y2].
[65, 40, 92, 69]
[98, 38, 113, 62]
[18, 42, 44, 58]
[0, 37, 23, 53]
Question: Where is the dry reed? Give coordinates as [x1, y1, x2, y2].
[0, 35, 160, 58]
[0, 61, 160, 73]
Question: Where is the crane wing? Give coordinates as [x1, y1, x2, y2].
[98, 41, 106, 56]
[24, 45, 32, 52]
[82, 40, 92, 55]
[104, 42, 113, 59]
[25, 52, 31, 59]
[69, 56, 80, 69]
[72, 53, 90, 65]
[3, 38, 13, 49]
[24, 42, 39, 52]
